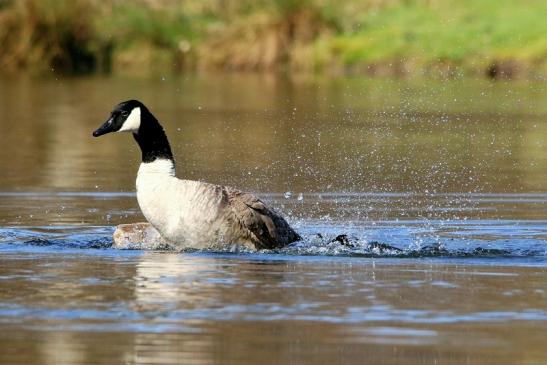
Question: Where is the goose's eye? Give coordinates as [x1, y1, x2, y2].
[121, 111, 129, 117]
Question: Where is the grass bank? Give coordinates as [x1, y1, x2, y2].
[1, 0, 546, 79]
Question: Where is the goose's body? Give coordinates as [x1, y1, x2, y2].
[93, 100, 300, 250]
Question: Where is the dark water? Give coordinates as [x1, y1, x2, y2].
[0, 75, 546, 364]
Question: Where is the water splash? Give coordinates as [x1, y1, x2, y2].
[1, 220, 545, 260]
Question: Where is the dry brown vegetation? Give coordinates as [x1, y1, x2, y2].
[0, 0, 546, 78]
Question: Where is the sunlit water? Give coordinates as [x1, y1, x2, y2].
[0, 75, 545, 364]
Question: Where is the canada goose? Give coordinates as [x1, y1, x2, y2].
[93, 100, 300, 250]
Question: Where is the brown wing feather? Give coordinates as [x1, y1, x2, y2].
[225, 187, 300, 249]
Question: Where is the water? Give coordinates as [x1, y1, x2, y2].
[0, 75, 546, 364]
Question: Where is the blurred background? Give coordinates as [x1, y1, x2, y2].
[0, 0, 545, 226]
[1, 0, 546, 78]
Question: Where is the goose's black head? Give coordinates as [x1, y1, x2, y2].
[93, 100, 174, 163]
[93, 99, 145, 137]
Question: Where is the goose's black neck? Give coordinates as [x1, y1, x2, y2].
[132, 109, 174, 164]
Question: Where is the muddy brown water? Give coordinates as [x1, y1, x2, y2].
[0, 75, 545, 364]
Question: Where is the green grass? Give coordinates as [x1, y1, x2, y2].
[1, 0, 546, 77]
[321, 0, 547, 76]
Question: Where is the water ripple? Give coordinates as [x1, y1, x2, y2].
[0, 220, 545, 261]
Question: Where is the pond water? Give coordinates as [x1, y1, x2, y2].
[0, 75, 545, 364]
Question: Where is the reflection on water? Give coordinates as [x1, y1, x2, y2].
[0, 251, 545, 364]
[0, 75, 546, 364]
[0, 75, 545, 194]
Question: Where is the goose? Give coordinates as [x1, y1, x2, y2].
[93, 100, 301, 250]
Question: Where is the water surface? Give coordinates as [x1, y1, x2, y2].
[0, 75, 545, 364]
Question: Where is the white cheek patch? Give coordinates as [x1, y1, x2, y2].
[119, 107, 141, 132]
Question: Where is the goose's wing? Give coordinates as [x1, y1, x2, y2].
[225, 187, 300, 249]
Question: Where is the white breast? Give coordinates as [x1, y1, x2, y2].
[136, 159, 230, 248]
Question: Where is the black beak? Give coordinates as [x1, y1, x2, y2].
[92, 118, 115, 137]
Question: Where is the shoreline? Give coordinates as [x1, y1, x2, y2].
[1, 1, 546, 80]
